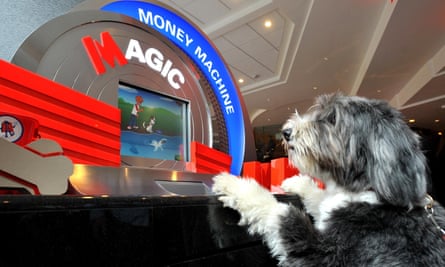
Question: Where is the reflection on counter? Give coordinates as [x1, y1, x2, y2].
[69, 164, 216, 196]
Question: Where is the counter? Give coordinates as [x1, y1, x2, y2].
[0, 194, 302, 266]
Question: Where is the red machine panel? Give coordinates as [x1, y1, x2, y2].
[0, 60, 121, 166]
[186, 141, 232, 174]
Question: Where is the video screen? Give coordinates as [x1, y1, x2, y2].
[118, 83, 189, 161]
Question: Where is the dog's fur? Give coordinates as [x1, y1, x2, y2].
[212, 93, 445, 266]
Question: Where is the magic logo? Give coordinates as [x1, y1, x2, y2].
[82, 32, 185, 90]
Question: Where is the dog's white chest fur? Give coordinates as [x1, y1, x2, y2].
[281, 175, 379, 231]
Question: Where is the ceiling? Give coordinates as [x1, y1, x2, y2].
[158, 0, 445, 133]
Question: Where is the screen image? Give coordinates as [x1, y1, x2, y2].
[118, 83, 189, 161]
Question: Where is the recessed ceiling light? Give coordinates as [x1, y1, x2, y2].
[435, 119, 440, 123]
[313, 86, 318, 90]
[264, 20, 272, 28]
[323, 57, 329, 61]
[377, 90, 381, 93]
[438, 131, 443, 136]
[238, 78, 244, 83]
[408, 119, 415, 123]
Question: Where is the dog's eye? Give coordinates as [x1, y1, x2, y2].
[326, 112, 336, 125]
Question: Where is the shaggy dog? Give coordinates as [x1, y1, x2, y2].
[212, 93, 445, 266]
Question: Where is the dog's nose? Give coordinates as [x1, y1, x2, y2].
[282, 128, 292, 141]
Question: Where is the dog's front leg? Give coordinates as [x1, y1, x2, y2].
[212, 173, 291, 260]
[213, 173, 327, 266]
[281, 174, 325, 222]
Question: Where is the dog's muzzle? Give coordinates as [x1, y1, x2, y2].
[282, 128, 292, 142]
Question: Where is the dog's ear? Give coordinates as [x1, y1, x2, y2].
[366, 104, 427, 208]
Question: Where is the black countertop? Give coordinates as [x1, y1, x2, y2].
[0, 194, 302, 267]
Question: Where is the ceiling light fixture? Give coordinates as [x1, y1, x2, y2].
[435, 119, 440, 123]
[238, 78, 244, 83]
[408, 119, 415, 123]
[264, 19, 272, 28]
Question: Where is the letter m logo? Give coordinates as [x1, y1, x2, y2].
[82, 31, 128, 75]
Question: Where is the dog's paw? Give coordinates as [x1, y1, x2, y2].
[280, 176, 301, 194]
[212, 172, 242, 196]
[212, 173, 244, 211]
[281, 174, 319, 198]
[213, 172, 278, 223]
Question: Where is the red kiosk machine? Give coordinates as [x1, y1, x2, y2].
[2, 0, 252, 194]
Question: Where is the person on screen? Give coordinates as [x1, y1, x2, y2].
[127, 95, 144, 130]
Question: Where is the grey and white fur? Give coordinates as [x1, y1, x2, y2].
[212, 93, 445, 266]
